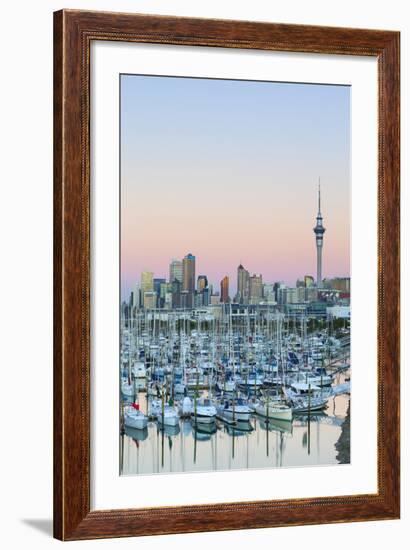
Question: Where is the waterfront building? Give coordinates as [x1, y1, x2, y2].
[318, 289, 341, 303]
[237, 264, 249, 304]
[324, 277, 351, 292]
[313, 182, 326, 287]
[220, 276, 229, 303]
[140, 271, 154, 307]
[327, 305, 350, 319]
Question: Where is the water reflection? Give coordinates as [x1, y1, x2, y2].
[121, 393, 350, 476]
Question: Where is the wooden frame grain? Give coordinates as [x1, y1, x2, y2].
[54, 9, 400, 540]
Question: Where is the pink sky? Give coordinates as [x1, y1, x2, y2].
[120, 76, 350, 298]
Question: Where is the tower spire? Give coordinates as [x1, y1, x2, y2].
[313, 179, 325, 287]
[318, 177, 321, 214]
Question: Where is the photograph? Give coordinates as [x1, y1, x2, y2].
[119, 74, 351, 476]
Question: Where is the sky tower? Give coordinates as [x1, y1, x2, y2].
[313, 181, 326, 287]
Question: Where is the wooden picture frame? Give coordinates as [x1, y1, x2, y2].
[54, 9, 400, 540]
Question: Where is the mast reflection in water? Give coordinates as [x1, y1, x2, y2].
[121, 392, 350, 476]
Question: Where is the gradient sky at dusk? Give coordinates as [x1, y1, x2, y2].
[121, 74, 350, 300]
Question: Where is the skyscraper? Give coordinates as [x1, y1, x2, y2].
[140, 271, 154, 307]
[220, 276, 229, 303]
[171, 278, 182, 309]
[169, 259, 183, 284]
[197, 275, 208, 292]
[133, 282, 141, 309]
[313, 182, 326, 287]
[182, 253, 195, 292]
[237, 264, 249, 304]
[304, 275, 315, 288]
[182, 253, 195, 308]
[249, 274, 263, 303]
[153, 278, 166, 307]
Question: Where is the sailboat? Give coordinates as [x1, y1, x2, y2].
[124, 402, 148, 430]
[217, 397, 253, 422]
[194, 397, 217, 424]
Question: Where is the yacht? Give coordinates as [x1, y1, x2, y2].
[123, 403, 148, 430]
[132, 361, 147, 379]
[217, 397, 253, 422]
[149, 399, 180, 426]
[254, 398, 293, 421]
[193, 397, 217, 424]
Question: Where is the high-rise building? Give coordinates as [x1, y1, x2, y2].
[210, 293, 220, 305]
[249, 274, 263, 303]
[306, 287, 318, 302]
[153, 278, 165, 308]
[202, 287, 210, 307]
[313, 182, 326, 287]
[263, 283, 276, 304]
[131, 282, 141, 309]
[180, 290, 191, 309]
[273, 282, 285, 303]
[182, 253, 195, 308]
[304, 275, 315, 288]
[140, 271, 154, 307]
[143, 291, 157, 309]
[237, 264, 249, 304]
[220, 276, 229, 303]
[325, 277, 350, 292]
[153, 278, 165, 294]
[197, 275, 208, 292]
[171, 279, 182, 309]
[169, 259, 183, 284]
[159, 282, 171, 308]
[182, 253, 195, 291]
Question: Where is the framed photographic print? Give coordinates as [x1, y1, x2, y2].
[54, 9, 400, 540]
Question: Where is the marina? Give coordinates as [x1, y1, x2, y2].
[120, 307, 350, 475]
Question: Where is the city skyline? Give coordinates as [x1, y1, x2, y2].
[121, 75, 350, 300]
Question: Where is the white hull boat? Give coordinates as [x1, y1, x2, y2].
[149, 400, 180, 426]
[217, 398, 253, 422]
[193, 398, 217, 424]
[132, 362, 147, 379]
[124, 405, 148, 430]
[255, 401, 293, 421]
[121, 379, 134, 397]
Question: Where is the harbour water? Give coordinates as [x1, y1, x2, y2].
[120, 308, 350, 476]
[121, 385, 350, 476]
